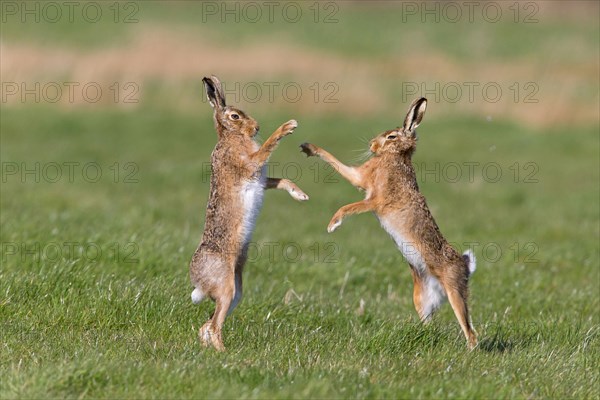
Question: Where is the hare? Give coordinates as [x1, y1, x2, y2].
[300, 98, 478, 349]
[190, 76, 308, 351]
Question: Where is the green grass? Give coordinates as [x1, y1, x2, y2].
[1, 105, 598, 398]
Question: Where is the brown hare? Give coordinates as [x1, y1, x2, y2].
[300, 98, 478, 349]
[190, 76, 308, 351]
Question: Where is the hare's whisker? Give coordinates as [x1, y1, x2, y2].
[357, 136, 370, 145]
[350, 150, 372, 163]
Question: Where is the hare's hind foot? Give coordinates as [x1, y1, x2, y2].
[467, 333, 478, 350]
[199, 321, 225, 351]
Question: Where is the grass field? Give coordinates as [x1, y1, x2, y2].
[1, 1, 599, 398]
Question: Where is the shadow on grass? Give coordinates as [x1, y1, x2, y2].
[478, 337, 515, 353]
[477, 321, 549, 353]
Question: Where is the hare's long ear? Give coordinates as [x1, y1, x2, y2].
[403, 97, 427, 135]
[203, 75, 226, 110]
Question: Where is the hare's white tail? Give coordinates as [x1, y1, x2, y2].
[463, 249, 476, 275]
[191, 287, 205, 304]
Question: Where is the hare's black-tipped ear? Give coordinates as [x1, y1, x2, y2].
[203, 76, 226, 110]
[403, 97, 427, 135]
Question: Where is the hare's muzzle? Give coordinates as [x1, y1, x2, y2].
[369, 139, 378, 154]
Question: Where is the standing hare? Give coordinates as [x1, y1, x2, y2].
[300, 98, 478, 349]
[190, 76, 308, 351]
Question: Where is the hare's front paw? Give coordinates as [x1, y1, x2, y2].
[281, 119, 298, 136]
[290, 187, 309, 201]
[300, 143, 319, 157]
[327, 216, 343, 233]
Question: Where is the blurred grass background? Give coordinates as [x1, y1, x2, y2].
[1, 1, 599, 398]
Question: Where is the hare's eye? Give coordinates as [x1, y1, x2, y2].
[387, 135, 397, 140]
[230, 114, 240, 120]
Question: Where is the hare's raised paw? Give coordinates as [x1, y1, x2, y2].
[286, 181, 309, 201]
[290, 188, 309, 201]
[281, 120, 298, 136]
[327, 217, 342, 233]
[300, 143, 319, 157]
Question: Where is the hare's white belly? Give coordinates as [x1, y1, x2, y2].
[240, 168, 266, 246]
[378, 217, 427, 274]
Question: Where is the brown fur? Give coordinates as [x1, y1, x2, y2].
[190, 76, 308, 351]
[301, 98, 478, 349]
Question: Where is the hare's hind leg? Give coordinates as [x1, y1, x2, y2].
[228, 269, 243, 316]
[195, 255, 236, 351]
[441, 265, 477, 349]
[410, 267, 427, 322]
[227, 248, 248, 316]
[410, 267, 446, 323]
[199, 274, 235, 351]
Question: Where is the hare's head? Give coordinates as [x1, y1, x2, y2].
[369, 98, 427, 156]
[203, 76, 260, 138]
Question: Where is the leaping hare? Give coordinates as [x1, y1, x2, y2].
[300, 98, 478, 349]
[190, 76, 308, 351]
